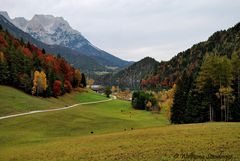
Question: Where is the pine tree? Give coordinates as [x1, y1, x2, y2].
[196, 54, 233, 121]
[0, 59, 9, 84]
[230, 52, 240, 121]
[42, 48, 46, 54]
[105, 86, 112, 98]
[80, 73, 86, 87]
[171, 71, 192, 124]
[186, 80, 214, 123]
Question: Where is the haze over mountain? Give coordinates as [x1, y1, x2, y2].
[0, 11, 131, 69]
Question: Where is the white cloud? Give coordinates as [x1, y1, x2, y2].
[1, 0, 240, 61]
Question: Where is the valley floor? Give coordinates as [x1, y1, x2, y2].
[0, 122, 239, 161]
[0, 86, 239, 161]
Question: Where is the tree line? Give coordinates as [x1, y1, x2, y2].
[0, 26, 87, 97]
[171, 53, 240, 123]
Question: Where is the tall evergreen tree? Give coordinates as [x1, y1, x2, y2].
[171, 71, 193, 124]
[0, 59, 9, 84]
[80, 73, 86, 87]
[186, 80, 216, 123]
[230, 52, 240, 121]
[197, 54, 233, 121]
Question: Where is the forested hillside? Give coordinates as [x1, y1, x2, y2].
[98, 57, 159, 89]
[170, 53, 240, 123]
[131, 22, 240, 123]
[0, 25, 85, 97]
[165, 22, 240, 123]
[142, 22, 240, 89]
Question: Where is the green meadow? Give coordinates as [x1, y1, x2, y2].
[0, 85, 107, 116]
[0, 86, 239, 161]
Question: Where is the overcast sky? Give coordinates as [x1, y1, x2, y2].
[1, 0, 240, 61]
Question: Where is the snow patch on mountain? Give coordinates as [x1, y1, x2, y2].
[0, 11, 131, 68]
[10, 14, 89, 48]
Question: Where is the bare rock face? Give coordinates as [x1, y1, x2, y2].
[12, 13, 130, 67]
[0, 11, 131, 68]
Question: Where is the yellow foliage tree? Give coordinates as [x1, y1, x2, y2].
[87, 79, 94, 88]
[153, 84, 176, 119]
[74, 69, 82, 87]
[166, 84, 176, 119]
[32, 70, 47, 95]
[146, 101, 152, 110]
[111, 86, 116, 93]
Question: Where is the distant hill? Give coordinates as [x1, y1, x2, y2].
[98, 57, 159, 89]
[142, 22, 240, 89]
[0, 11, 132, 69]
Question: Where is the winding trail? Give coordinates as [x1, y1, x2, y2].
[0, 98, 115, 120]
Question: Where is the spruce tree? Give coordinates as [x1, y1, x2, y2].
[230, 52, 240, 121]
[0, 60, 9, 84]
[171, 71, 192, 124]
[80, 73, 86, 87]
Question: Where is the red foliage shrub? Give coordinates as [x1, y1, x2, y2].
[61, 60, 74, 81]
[141, 75, 160, 87]
[36, 49, 43, 57]
[45, 55, 54, 64]
[22, 47, 32, 57]
[13, 39, 20, 48]
[141, 79, 148, 87]
[64, 80, 72, 93]
[0, 34, 8, 48]
[28, 44, 38, 52]
[53, 80, 62, 96]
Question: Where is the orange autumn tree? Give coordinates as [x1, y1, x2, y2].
[32, 70, 47, 95]
[73, 69, 82, 87]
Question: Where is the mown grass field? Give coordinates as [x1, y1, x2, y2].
[0, 85, 107, 116]
[0, 86, 239, 161]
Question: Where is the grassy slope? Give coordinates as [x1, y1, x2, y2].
[0, 98, 169, 161]
[0, 122, 239, 161]
[0, 86, 239, 160]
[0, 100, 168, 145]
[0, 85, 107, 116]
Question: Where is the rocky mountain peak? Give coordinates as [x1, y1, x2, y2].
[0, 11, 11, 21]
[0, 11, 131, 68]
[12, 17, 28, 29]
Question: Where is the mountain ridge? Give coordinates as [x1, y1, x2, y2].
[0, 14, 107, 72]
[0, 11, 131, 68]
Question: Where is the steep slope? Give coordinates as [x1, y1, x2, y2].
[8, 13, 131, 68]
[0, 14, 106, 72]
[99, 57, 159, 89]
[142, 22, 240, 89]
[0, 26, 81, 97]
[102, 22, 240, 90]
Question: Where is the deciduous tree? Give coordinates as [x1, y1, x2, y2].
[53, 80, 62, 97]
